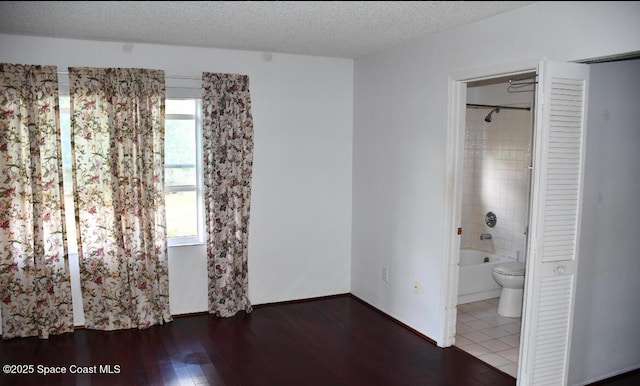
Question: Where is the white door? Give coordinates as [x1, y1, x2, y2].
[518, 61, 590, 385]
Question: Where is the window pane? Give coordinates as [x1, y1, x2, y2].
[166, 99, 195, 115]
[59, 99, 78, 253]
[165, 167, 196, 186]
[64, 191, 78, 253]
[165, 191, 198, 238]
[165, 119, 196, 165]
[164, 98, 202, 245]
[59, 95, 70, 109]
[60, 97, 73, 187]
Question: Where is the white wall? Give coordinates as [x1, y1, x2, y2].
[0, 34, 354, 326]
[352, 1, 640, 383]
[569, 59, 640, 385]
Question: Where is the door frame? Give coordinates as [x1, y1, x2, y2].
[440, 59, 539, 348]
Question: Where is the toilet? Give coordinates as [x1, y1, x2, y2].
[491, 261, 526, 318]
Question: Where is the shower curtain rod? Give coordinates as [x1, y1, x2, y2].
[466, 104, 531, 111]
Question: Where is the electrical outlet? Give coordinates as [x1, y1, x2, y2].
[413, 280, 419, 294]
[382, 267, 389, 283]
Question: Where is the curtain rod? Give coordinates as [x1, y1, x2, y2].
[466, 104, 531, 111]
[56, 71, 200, 80]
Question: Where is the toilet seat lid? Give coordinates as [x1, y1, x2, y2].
[492, 262, 525, 275]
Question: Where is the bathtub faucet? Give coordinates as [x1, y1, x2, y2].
[480, 233, 492, 240]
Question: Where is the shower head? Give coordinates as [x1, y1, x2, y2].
[484, 107, 500, 122]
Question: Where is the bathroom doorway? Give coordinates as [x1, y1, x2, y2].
[454, 73, 536, 378]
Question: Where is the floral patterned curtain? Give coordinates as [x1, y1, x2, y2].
[69, 67, 171, 330]
[202, 73, 254, 317]
[0, 63, 74, 339]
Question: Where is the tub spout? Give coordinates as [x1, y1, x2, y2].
[480, 233, 492, 240]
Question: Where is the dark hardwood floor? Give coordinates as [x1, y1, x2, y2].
[0, 294, 635, 385]
[1, 295, 515, 385]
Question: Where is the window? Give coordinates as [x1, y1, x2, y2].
[59, 96, 77, 253]
[58, 96, 204, 250]
[164, 98, 204, 246]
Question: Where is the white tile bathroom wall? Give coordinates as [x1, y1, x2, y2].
[461, 108, 533, 262]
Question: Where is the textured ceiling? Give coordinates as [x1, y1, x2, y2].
[0, 1, 536, 59]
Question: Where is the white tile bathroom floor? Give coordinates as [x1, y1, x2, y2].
[455, 297, 521, 378]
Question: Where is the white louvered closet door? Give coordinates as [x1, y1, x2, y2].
[518, 61, 590, 386]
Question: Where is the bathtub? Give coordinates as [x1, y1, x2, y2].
[457, 249, 516, 305]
